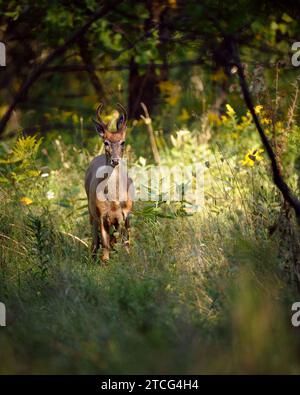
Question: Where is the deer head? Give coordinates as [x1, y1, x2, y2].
[93, 103, 127, 167]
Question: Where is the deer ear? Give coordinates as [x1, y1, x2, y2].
[93, 119, 106, 138]
[117, 114, 126, 131]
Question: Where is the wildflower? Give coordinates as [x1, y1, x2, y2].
[241, 148, 264, 167]
[254, 105, 263, 114]
[138, 157, 147, 166]
[178, 108, 190, 122]
[239, 114, 252, 129]
[166, 94, 180, 106]
[159, 80, 175, 94]
[159, 80, 181, 106]
[20, 197, 33, 205]
[220, 115, 228, 124]
[46, 190, 55, 200]
[225, 104, 235, 116]
[207, 112, 221, 125]
[261, 117, 271, 125]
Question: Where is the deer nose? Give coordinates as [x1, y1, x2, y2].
[111, 158, 119, 167]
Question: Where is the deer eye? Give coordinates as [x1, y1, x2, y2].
[121, 141, 125, 147]
[104, 141, 110, 147]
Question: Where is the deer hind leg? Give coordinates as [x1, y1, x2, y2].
[110, 219, 119, 249]
[121, 212, 131, 253]
[90, 215, 100, 259]
[100, 216, 110, 262]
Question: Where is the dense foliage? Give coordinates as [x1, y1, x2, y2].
[0, 0, 300, 373]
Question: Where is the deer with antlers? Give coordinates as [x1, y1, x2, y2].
[85, 103, 133, 262]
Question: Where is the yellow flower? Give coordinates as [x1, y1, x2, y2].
[159, 80, 181, 106]
[159, 80, 176, 94]
[261, 117, 271, 125]
[241, 148, 264, 167]
[221, 115, 228, 124]
[225, 104, 235, 116]
[239, 114, 251, 128]
[166, 94, 180, 106]
[207, 111, 221, 125]
[178, 108, 190, 122]
[20, 197, 33, 206]
[254, 105, 263, 114]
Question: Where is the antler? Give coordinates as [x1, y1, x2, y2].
[116, 103, 127, 130]
[96, 103, 103, 122]
[94, 102, 110, 129]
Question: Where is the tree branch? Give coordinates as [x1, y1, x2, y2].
[230, 39, 300, 222]
[43, 58, 205, 74]
[140, 102, 160, 165]
[77, 35, 107, 102]
[0, 0, 124, 136]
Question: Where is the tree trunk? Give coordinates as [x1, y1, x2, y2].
[77, 35, 106, 102]
[128, 57, 159, 119]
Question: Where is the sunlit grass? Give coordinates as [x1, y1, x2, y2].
[0, 122, 299, 373]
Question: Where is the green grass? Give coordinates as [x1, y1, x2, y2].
[0, 131, 300, 374]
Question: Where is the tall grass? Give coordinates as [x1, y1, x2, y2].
[0, 111, 300, 374]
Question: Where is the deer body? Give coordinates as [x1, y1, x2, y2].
[85, 104, 133, 262]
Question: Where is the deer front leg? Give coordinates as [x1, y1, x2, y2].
[100, 216, 110, 262]
[90, 215, 100, 259]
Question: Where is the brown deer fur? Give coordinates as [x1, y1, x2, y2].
[85, 104, 133, 262]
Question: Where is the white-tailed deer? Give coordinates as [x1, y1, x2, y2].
[85, 103, 133, 262]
